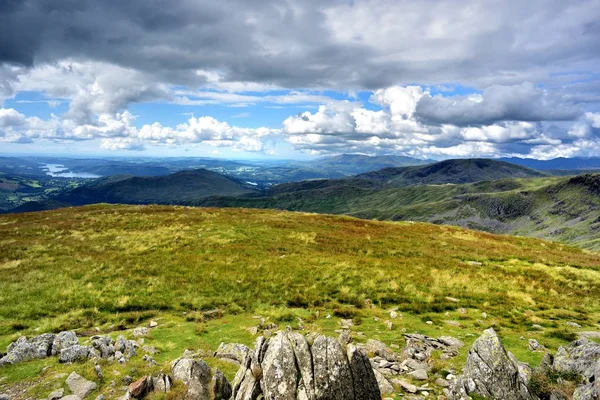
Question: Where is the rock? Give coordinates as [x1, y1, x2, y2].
[373, 368, 394, 395]
[59, 345, 95, 363]
[172, 356, 231, 400]
[129, 377, 153, 398]
[553, 338, 600, 379]
[116, 336, 127, 353]
[91, 336, 115, 359]
[528, 338, 546, 352]
[403, 334, 462, 360]
[448, 328, 536, 400]
[133, 327, 149, 338]
[286, 331, 315, 400]
[445, 296, 460, 303]
[312, 335, 355, 399]
[0, 333, 56, 365]
[51, 332, 79, 356]
[95, 395, 105, 400]
[579, 331, 600, 340]
[152, 373, 171, 393]
[365, 339, 398, 361]
[214, 342, 250, 364]
[347, 344, 381, 400]
[66, 372, 98, 399]
[384, 320, 393, 330]
[532, 324, 545, 330]
[481, 312, 488, 319]
[61, 396, 82, 400]
[94, 365, 103, 380]
[390, 311, 399, 319]
[211, 369, 232, 400]
[149, 321, 158, 328]
[394, 379, 418, 393]
[408, 369, 428, 380]
[0, 395, 10, 400]
[260, 331, 298, 399]
[567, 322, 583, 329]
[48, 388, 65, 400]
[435, 377, 449, 387]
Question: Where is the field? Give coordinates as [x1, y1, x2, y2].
[0, 205, 599, 398]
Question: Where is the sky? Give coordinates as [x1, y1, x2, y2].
[1, 0, 600, 160]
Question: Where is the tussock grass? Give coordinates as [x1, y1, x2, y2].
[0, 205, 599, 395]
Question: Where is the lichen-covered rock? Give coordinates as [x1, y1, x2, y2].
[171, 356, 232, 400]
[152, 373, 172, 393]
[260, 331, 299, 399]
[0, 333, 56, 365]
[553, 338, 600, 380]
[373, 368, 394, 395]
[91, 336, 115, 359]
[211, 369, 232, 400]
[59, 345, 96, 363]
[347, 344, 381, 400]
[51, 332, 79, 356]
[66, 372, 97, 399]
[364, 339, 398, 362]
[312, 335, 355, 400]
[448, 328, 537, 400]
[287, 331, 315, 400]
[214, 342, 250, 364]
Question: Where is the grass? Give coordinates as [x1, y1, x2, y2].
[0, 204, 599, 398]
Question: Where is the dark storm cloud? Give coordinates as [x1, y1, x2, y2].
[1, 0, 599, 90]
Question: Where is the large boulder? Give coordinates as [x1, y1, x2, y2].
[448, 328, 537, 400]
[553, 338, 600, 380]
[260, 332, 298, 399]
[231, 332, 381, 400]
[66, 372, 97, 399]
[51, 332, 79, 356]
[171, 356, 232, 400]
[1, 333, 56, 365]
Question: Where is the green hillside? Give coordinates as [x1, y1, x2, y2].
[0, 205, 599, 397]
[56, 169, 258, 205]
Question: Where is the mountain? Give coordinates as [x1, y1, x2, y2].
[356, 158, 547, 186]
[295, 153, 431, 175]
[500, 157, 600, 171]
[55, 169, 259, 206]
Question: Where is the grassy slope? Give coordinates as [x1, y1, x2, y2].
[0, 205, 599, 397]
[198, 174, 600, 250]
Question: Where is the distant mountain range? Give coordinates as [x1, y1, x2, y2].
[499, 157, 600, 171]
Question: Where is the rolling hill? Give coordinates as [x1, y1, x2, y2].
[356, 158, 546, 186]
[55, 169, 259, 206]
[0, 205, 599, 397]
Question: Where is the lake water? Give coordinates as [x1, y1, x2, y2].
[41, 164, 101, 179]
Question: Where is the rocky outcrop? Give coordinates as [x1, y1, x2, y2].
[553, 339, 600, 400]
[448, 328, 537, 400]
[59, 345, 98, 363]
[232, 331, 381, 400]
[0, 334, 56, 365]
[51, 332, 79, 356]
[171, 355, 232, 400]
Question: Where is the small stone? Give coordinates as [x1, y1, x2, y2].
[48, 388, 64, 400]
[566, 321, 582, 328]
[394, 379, 418, 393]
[435, 377, 449, 387]
[408, 369, 429, 380]
[385, 320, 393, 330]
[123, 376, 133, 385]
[390, 311, 398, 319]
[445, 296, 460, 303]
[66, 372, 97, 399]
[132, 327, 149, 337]
[528, 339, 546, 352]
[94, 365, 103, 380]
[149, 321, 158, 328]
[532, 324, 545, 330]
[426, 321, 433, 325]
[481, 312, 488, 319]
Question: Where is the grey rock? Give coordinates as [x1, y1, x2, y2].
[435, 377, 449, 387]
[1, 333, 56, 365]
[59, 345, 95, 363]
[132, 327, 149, 337]
[448, 328, 536, 400]
[214, 342, 250, 364]
[66, 372, 97, 399]
[553, 338, 600, 380]
[373, 368, 394, 395]
[287, 331, 315, 400]
[61, 396, 82, 400]
[94, 365, 103, 380]
[364, 339, 397, 362]
[91, 336, 115, 359]
[51, 332, 79, 356]
[116, 336, 127, 353]
[347, 344, 381, 400]
[211, 369, 232, 400]
[0, 395, 10, 400]
[408, 369, 428, 380]
[48, 388, 65, 400]
[567, 322, 583, 329]
[260, 331, 298, 400]
[312, 335, 355, 399]
[152, 373, 171, 393]
[393, 379, 417, 393]
[95, 395, 105, 400]
[529, 339, 546, 352]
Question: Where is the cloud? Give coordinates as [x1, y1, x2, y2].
[415, 83, 582, 126]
